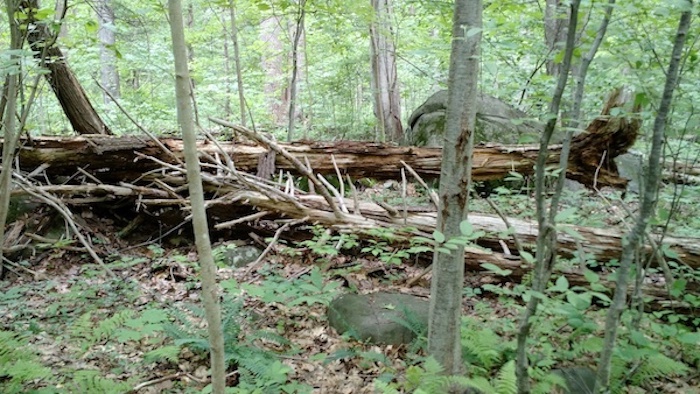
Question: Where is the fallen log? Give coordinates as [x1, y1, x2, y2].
[5, 134, 627, 188]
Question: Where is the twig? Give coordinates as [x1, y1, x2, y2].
[400, 160, 439, 206]
[401, 168, 408, 224]
[13, 173, 116, 278]
[215, 211, 269, 230]
[318, 174, 348, 213]
[131, 372, 186, 391]
[484, 197, 525, 258]
[94, 78, 183, 165]
[345, 174, 361, 215]
[331, 154, 344, 197]
[244, 216, 309, 278]
[208, 118, 343, 218]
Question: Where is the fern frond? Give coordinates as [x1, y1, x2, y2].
[144, 345, 181, 363]
[493, 360, 517, 394]
[0, 331, 52, 393]
[69, 370, 132, 393]
[629, 352, 689, 386]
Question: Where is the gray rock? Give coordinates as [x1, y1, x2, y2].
[615, 150, 644, 194]
[553, 367, 597, 393]
[218, 244, 262, 268]
[327, 292, 429, 345]
[405, 90, 544, 146]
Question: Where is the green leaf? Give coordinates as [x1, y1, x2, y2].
[566, 292, 591, 310]
[549, 276, 569, 293]
[554, 207, 578, 222]
[520, 251, 535, 264]
[433, 231, 445, 243]
[583, 269, 600, 284]
[480, 262, 512, 276]
[459, 220, 473, 236]
[677, 331, 700, 345]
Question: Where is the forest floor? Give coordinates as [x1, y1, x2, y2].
[2, 188, 699, 393]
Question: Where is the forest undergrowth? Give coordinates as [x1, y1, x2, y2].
[1, 185, 699, 393]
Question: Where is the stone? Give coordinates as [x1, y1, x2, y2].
[218, 244, 262, 268]
[327, 292, 429, 345]
[553, 367, 597, 393]
[404, 90, 544, 146]
[614, 150, 644, 194]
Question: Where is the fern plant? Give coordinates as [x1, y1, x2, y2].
[162, 296, 309, 392]
[0, 330, 52, 393]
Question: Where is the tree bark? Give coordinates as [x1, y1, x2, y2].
[594, 4, 693, 392]
[369, 0, 403, 143]
[20, 0, 112, 135]
[517, 1, 580, 392]
[0, 0, 22, 279]
[229, 0, 247, 127]
[428, 0, 481, 375]
[167, 0, 226, 391]
[96, 0, 120, 106]
[287, 0, 306, 141]
[543, 0, 569, 77]
[3, 112, 639, 190]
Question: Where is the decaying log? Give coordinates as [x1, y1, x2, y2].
[5, 134, 627, 188]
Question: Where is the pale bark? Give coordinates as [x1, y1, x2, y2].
[96, 0, 120, 106]
[287, 0, 306, 141]
[167, 0, 226, 392]
[229, 0, 246, 126]
[369, 0, 403, 142]
[516, 1, 580, 393]
[594, 4, 693, 392]
[260, 16, 287, 126]
[427, 0, 481, 375]
[543, 0, 569, 76]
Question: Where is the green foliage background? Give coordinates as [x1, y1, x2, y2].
[0, 0, 697, 141]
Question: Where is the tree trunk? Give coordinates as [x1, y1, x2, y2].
[428, 0, 481, 375]
[260, 16, 288, 126]
[96, 0, 120, 106]
[3, 117, 640, 189]
[0, 0, 22, 279]
[516, 1, 580, 392]
[594, 4, 693, 392]
[543, 0, 569, 77]
[287, 0, 306, 141]
[167, 0, 226, 391]
[229, 0, 247, 127]
[20, 0, 112, 135]
[369, 0, 403, 143]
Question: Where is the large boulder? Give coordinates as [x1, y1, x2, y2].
[404, 90, 543, 146]
[327, 292, 429, 345]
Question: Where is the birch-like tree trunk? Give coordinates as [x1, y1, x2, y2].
[167, 0, 226, 392]
[427, 0, 481, 375]
[260, 16, 287, 126]
[287, 0, 306, 141]
[229, 0, 246, 127]
[369, 0, 403, 142]
[96, 0, 120, 105]
[594, 3, 693, 392]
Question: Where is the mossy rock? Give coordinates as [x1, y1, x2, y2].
[405, 90, 544, 146]
[327, 292, 429, 345]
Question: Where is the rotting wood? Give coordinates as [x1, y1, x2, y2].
[5, 135, 628, 188]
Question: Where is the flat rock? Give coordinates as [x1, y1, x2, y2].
[327, 292, 429, 345]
